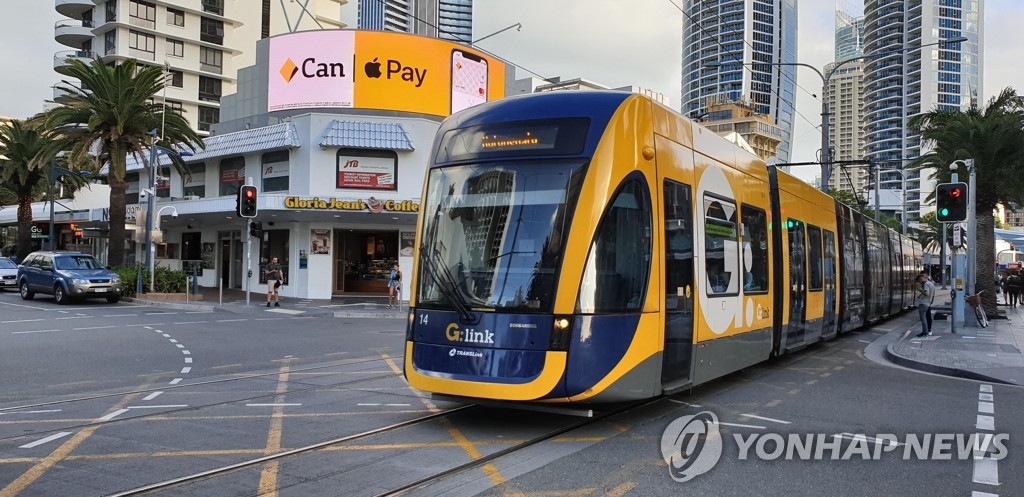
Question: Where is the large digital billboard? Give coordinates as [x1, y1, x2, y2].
[268, 30, 505, 117]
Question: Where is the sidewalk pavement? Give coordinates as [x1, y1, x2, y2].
[129, 286, 408, 319]
[886, 296, 1024, 385]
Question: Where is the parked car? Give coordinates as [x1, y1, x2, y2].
[0, 258, 17, 290]
[17, 251, 121, 304]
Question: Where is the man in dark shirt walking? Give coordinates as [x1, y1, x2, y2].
[265, 257, 283, 308]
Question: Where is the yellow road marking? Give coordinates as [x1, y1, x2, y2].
[382, 353, 506, 485]
[0, 382, 151, 497]
[602, 482, 637, 497]
[256, 361, 292, 497]
[505, 490, 597, 497]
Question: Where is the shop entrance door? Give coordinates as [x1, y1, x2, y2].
[218, 231, 244, 289]
[333, 230, 398, 295]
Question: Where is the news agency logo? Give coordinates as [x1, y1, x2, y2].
[660, 410, 1011, 483]
[660, 411, 723, 482]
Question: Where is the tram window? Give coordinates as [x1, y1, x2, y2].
[807, 225, 823, 292]
[577, 176, 652, 314]
[703, 195, 738, 296]
[740, 204, 769, 294]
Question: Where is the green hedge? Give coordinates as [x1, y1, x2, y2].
[109, 264, 188, 297]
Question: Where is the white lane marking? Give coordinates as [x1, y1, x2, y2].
[973, 456, 1000, 486]
[254, 318, 284, 321]
[11, 330, 59, 335]
[144, 326, 154, 330]
[666, 399, 703, 408]
[173, 321, 209, 325]
[55, 317, 80, 320]
[0, 409, 62, 416]
[0, 301, 48, 311]
[57, 310, 68, 314]
[162, 334, 171, 338]
[385, 403, 411, 407]
[980, 384, 993, 393]
[740, 414, 792, 424]
[175, 344, 185, 348]
[185, 311, 212, 314]
[102, 314, 139, 317]
[99, 408, 130, 421]
[19, 432, 73, 449]
[126, 405, 188, 409]
[979, 402, 994, 414]
[142, 391, 163, 401]
[980, 393, 994, 402]
[357, 403, 381, 406]
[184, 357, 192, 364]
[168, 339, 178, 343]
[182, 350, 191, 355]
[181, 367, 191, 374]
[837, 433, 903, 447]
[73, 326, 116, 331]
[987, 353, 999, 357]
[1, 319, 45, 324]
[972, 492, 998, 497]
[216, 319, 247, 323]
[858, 340, 872, 344]
[169, 378, 182, 385]
[266, 308, 305, 315]
[718, 422, 766, 430]
[246, 403, 302, 407]
[977, 415, 995, 431]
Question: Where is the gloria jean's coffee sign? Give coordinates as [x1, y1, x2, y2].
[284, 196, 420, 213]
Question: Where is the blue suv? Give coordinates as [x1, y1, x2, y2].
[18, 251, 121, 304]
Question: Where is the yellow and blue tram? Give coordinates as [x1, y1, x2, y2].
[403, 91, 922, 403]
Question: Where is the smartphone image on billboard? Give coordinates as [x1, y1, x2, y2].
[450, 49, 488, 114]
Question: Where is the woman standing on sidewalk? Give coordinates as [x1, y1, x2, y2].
[1007, 270, 1022, 308]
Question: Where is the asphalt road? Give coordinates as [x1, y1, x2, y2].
[0, 289, 1019, 497]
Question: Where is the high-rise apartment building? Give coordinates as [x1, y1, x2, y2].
[863, 0, 983, 220]
[680, 0, 797, 162]
[826, 3, 868, 195]
[53, 0, 347, 134]
[358, 0, 472, 43]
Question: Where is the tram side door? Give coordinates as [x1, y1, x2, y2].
[661, 180, 695, 385]
[822, 229, 837, 337]
[786, 220, 807, 348]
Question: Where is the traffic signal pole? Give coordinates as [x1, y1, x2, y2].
[244, 177, 253, 307]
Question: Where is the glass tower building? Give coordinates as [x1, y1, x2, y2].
[358, 0, 472, 43]
[680, 0, 798, 162]
[863, 0, 983, 219]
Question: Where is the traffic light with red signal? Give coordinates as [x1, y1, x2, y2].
[237, 185, 258, 218]
[935, 182, 968, 222]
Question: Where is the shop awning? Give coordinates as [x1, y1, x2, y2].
[996, 228, 1024, 247]
[121, 122, 302, 172]
[318, 120, 415, 151]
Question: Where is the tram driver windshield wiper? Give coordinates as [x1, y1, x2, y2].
[420, 248, 476, 323]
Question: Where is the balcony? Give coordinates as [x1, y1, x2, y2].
[55, 19, 94, 48]
[53, 50, 94, 75]
[55, 0, 94, 19]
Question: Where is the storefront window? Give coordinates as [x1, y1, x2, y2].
[258, 229, 290, 284]
[156, 167, 170, 198]
[183, 164, 206, 198]
[181, 232, 202, 273]
[125, 172, 140, 204]
[219, 156, 245, 196]
[262, 151, 289, 192]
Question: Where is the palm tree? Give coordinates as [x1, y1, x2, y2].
[914, 212, 946, 253]
[910, 87, 1024, 316]
[0, 120, 94, 259]
[39, 58, 201, 266]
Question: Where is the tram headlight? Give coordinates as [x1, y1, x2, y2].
[549, 315, 574, 351]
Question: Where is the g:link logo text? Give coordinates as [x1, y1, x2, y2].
[445, 323, 494, 344]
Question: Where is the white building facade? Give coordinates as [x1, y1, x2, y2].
[863, 0, 983, 220]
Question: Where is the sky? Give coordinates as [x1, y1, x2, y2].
[2, 0, 1021, 183]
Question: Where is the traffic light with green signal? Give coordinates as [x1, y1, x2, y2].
[935, 182, 968, 222]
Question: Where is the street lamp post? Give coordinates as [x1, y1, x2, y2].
[138, 133, 191, 295]
[704, 37, 967, 193]
[48, 158, 90, 251]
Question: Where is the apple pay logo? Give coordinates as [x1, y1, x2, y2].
[660, 411, 722, 482]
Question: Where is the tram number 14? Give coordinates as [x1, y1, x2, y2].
[419, 314, 429, 325]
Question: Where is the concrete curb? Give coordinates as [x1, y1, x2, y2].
[332, 310, 407, 319]
[883, 341, 1013, 385]
[123, 297, 215, 312]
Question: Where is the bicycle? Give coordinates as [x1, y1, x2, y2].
[965, 289, 989, 328]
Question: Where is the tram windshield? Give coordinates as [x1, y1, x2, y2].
[418, 161, 587, 313]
